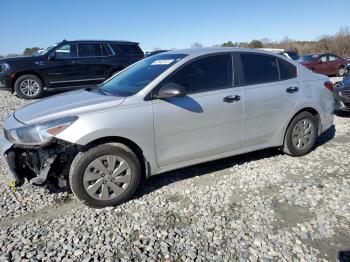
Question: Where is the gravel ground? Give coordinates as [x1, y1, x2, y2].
[0, 88, 349, 262]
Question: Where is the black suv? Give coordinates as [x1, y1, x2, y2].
[0, 40, 144, 99]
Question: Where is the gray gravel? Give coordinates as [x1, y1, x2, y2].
[0, 88, 349, 262]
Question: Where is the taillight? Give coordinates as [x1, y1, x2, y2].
[324, 81, 333, 91]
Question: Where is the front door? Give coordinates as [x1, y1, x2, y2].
[238, 53, 301, 146]
[44, 43, 83, 88]
[152, 54, 243, 167]
[316, 54, 331, 75]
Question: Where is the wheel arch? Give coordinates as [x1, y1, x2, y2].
[283, 107, 321, 145]
[11, 71, 46, 92]
[82, 136, 150, 181]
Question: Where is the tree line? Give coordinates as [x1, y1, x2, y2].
[220, 27, 350, 57]
[1, 26, 349, 58]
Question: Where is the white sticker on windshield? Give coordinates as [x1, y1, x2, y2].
[151, 59, 174, 65]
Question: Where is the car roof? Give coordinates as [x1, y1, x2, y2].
[164, 47, 287, 57]
[305, 53, 324, 56]
[63, 40, 139, 45]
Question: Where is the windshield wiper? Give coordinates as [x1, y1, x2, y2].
[92, 86, 114, 96]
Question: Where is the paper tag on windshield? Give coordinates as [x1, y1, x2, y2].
[151, 59, 174, 65]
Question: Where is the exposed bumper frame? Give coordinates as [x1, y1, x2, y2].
[1, 130, 78, 187]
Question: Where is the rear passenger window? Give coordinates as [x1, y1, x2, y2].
[111, 44, 142, 55]
[241, 54, 279, 85]
[328, 55, 338, 61]
[278, 58, 297, 80]
[78, 43, 103, 57]
[164, 54, 232, 94]
[101, 44, 112, 56]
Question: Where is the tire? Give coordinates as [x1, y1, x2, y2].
[283, 111, 318, 157]
[14, 74, 44, 99]
[69, 143, 141, 208]
[336, 66, 347, 77]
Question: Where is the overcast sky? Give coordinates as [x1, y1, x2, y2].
[0, 0, 349, 55]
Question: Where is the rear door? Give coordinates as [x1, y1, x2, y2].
[238, 53, 301, 146]
[328, 54, 341, 75]
[109, 43, 144, 67]
[76, 42, 111, 85]
[152, 54, 243, 167]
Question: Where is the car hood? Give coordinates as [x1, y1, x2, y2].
[0, 55, 41, 63]
[14, 89, 125, 125]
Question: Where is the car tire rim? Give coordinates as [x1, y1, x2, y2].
[83, 155, 132, 201]
[292, 119, 314, 150]
[19, 79, 40, 97]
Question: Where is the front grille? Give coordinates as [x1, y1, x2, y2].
[341, 89, 350, 97]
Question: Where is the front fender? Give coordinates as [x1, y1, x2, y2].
[55, 104, 157, 171]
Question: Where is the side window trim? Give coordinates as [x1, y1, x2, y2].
[106, 43, 116, 56]
[237, 52, 297, 86]
[77, 42, 114, 58]
[52, 43, 78, 59]
[276, 58, 297, 81]
[148, 53, 235, 99]
[276, 57, 281, 81]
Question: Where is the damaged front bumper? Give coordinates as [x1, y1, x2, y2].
[0, 130, 78, 187]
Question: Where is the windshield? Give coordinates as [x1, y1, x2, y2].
[32, 44, 57, 56]
[100, 53, 188, 96]
[298, 54, 318, 62]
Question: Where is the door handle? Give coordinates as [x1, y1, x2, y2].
[286, 86, 299, 93]
[223, 95, 240, 103]
[71, 60, 77, 64]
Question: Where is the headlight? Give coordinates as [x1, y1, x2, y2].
[6, 116, 78, 145]
[1, 63, 10, 72]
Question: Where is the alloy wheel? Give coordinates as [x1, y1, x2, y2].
[19, 79, 40, 97]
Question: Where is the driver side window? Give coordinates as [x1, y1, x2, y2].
[163, 54, 232, 94]
[54, 44, 77, 59]
[320, 55, 327, 63]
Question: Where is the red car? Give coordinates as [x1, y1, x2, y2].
[298, 53, 348, 76]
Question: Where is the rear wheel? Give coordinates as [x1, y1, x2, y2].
[283, 112, 318, 156]
[14, 74, 44, 99]
[69, 143, 141, 208]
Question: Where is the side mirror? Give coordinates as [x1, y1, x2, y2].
[155, 83, 186, 99]
[48, 52, 56, 60]
[318, 60, 323, 64]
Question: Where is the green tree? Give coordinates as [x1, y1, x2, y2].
[248, 40, 263, 48]
[221, 41, 237, 47]
[23, 47, 41, 56]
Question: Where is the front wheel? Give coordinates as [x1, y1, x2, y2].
[283, 112, 318, 157]
[69, 143, 141, 208]
[14, 74, 44, 99]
